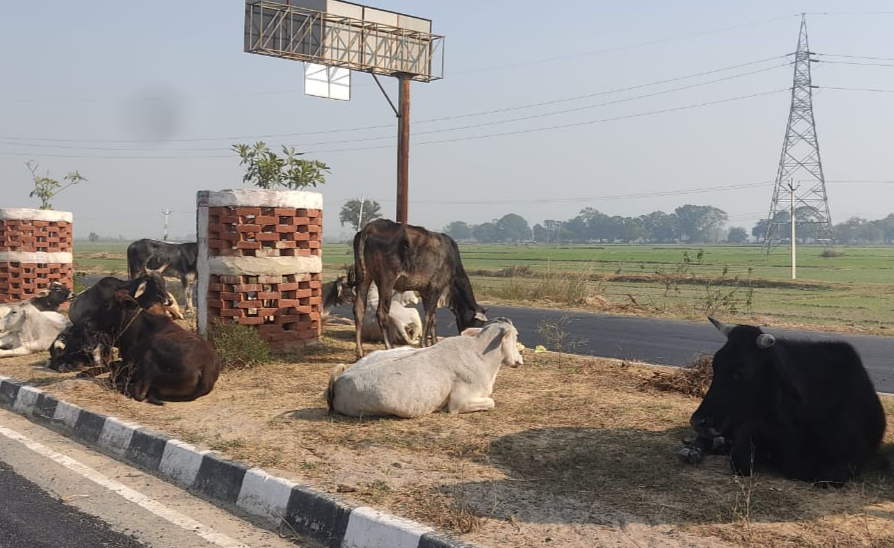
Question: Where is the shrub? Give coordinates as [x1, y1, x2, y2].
[207, 319, 271, 370]
[821, 249, 845, 258]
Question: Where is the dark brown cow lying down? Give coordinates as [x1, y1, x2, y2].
[79, 290, 221, 405]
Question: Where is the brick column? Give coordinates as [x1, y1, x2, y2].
[196, 189, 323, 350]
[0, 208, 73, 303]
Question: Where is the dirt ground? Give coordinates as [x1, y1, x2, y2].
[2, 320, 894, 548]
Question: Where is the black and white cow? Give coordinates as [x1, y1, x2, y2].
[680, 317, 887, 485]
[126, 239, 198, 310]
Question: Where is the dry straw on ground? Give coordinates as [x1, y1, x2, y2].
[1, 322, 893, 548]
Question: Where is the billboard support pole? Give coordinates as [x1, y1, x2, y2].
[397, 74, 411, 224]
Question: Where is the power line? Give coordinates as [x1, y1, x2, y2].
[816, 86, 894, 93]
[0, 56, 789, 145]
[0, 62, 791, 154]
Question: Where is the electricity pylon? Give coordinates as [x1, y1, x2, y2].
[763, 14, 833, 253]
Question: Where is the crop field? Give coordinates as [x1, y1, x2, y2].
[72, 241, 894, 332]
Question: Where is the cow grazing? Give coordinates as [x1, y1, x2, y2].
[77, 290, 221, 404]
[360, 283, 422, 346]
[49, 274, 171, 372]
[680, 317, 887, 485]
[327, 318, 523, 418]
[0, 303, 70, 358]
[127, 238, 198, 310]
[352, 219, 487, 358]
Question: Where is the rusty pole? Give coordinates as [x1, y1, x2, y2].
[396, 75, 411, 224]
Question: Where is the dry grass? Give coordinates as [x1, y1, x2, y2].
[643, 354, 714, 398]
[1, 324, 893, 548]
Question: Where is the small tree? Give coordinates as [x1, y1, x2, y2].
[26, 161, 87, 210]
[88, 232, 100, 243]
[339, 198, 382, 231]
[233, 141, 329, 190]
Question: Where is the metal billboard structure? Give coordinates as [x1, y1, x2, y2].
[244, 0, 446, 223]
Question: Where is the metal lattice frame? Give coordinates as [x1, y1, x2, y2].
[763, 14, 833, 253]
[244, 1, 444, 82]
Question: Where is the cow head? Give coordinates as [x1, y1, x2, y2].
[47, 282, 73, 308]
[689, 317, 778, 439]
[129, 272, 171, 310]
[0, 304, 28, 334]
[482, 317, 524, 368]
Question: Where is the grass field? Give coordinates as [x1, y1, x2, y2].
[73, 241, 894, 333]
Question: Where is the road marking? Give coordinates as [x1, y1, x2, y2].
[0, 424, 248, 548]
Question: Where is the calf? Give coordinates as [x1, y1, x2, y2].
[79, 290, 221, 404]
[679, 317, 887, 485]
[360, 284, 422, 346]
[326, 318, 523, 418]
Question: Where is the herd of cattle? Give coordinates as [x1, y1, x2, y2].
[0, 219, 890, 486]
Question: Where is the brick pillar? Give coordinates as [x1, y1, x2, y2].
[196, 189, 323, 350]
[0, 208, 73, 303]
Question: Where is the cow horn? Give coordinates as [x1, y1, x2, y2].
[708, 316, 735, 337]
[756, 334, 776, 349]
[133, 281, 147, 299]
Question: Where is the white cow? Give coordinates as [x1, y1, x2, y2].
[0, 302, 71, 358]
[326, 317, 524, 418]
[360, 283, 422, 346]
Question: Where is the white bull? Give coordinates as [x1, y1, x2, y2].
[0, 302, 71, 358]
[326, 317, 523, 418]
[360, 283, 422, 346]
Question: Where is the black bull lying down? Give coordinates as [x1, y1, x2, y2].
[679, 317, 887, 485]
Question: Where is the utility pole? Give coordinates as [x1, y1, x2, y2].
[789, 180, 800, 279]
[162, 207, 172, 241]
[763, 13, 833, 253]
[396, 75, 411, 224]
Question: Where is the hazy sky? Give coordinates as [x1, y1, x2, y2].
[2, 1, 894, 241]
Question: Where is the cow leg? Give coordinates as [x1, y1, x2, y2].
[447, 386, 496, 414]
[376, 290, 394, 350]
[421, 293, 439, 347]
[182, 275, 193, 310]
[353, 280, 371, 359]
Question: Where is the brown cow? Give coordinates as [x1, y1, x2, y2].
[79, 290, 221, 404]
[352, 219, 487, 358]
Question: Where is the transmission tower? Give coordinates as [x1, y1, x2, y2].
[763, 14, 833, 253]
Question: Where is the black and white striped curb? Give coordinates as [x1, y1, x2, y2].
[0, 375, 477, 548]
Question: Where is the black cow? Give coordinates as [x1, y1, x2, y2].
[352, 219, 487, 358]
[321, 273, 354, 318]
[680, 317, 887, 485]
[29, 282, 72, 312]
[77, 289, 220, 404]
[48, 273, 170, 372]
[126, 239, 198, 310]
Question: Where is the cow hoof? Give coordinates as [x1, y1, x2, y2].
[677, 446, 704, 465]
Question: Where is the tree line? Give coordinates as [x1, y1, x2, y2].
[338, 198, 894, 245]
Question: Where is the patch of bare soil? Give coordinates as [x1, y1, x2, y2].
[2, 324, 893, 548]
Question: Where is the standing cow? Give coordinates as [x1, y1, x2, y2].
[352, 219, 487, 358]
[680, 317, 886, 485]
[127, 238, 198, 310]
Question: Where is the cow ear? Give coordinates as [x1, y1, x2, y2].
[756, 334, 776, 349]
[460, 327, 482, 337]
[113, 289, 133, 304]
[474, 311, 488, 322]
[133, 281, 147, 299]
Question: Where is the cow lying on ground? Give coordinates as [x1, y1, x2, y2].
[48, 274, 171, 372]
[360, 283, 422, 346]
[321, 273, 354, 318]
[0, 282, 72, 319]
[0, 303, 70, 358]
[76, 289, 221, 404]
[352, 219, 487, 358]
[679, 317, 887, 485]
[127, 238, 198, 310]
[326, 317, 523, 418]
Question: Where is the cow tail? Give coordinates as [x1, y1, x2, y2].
[325, 364, 348, 413]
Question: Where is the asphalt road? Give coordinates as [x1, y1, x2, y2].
[0, 409, 303, 548]
[336, 304, 894, 394]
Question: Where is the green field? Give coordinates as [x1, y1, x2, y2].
[74, 241, 894, 333]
